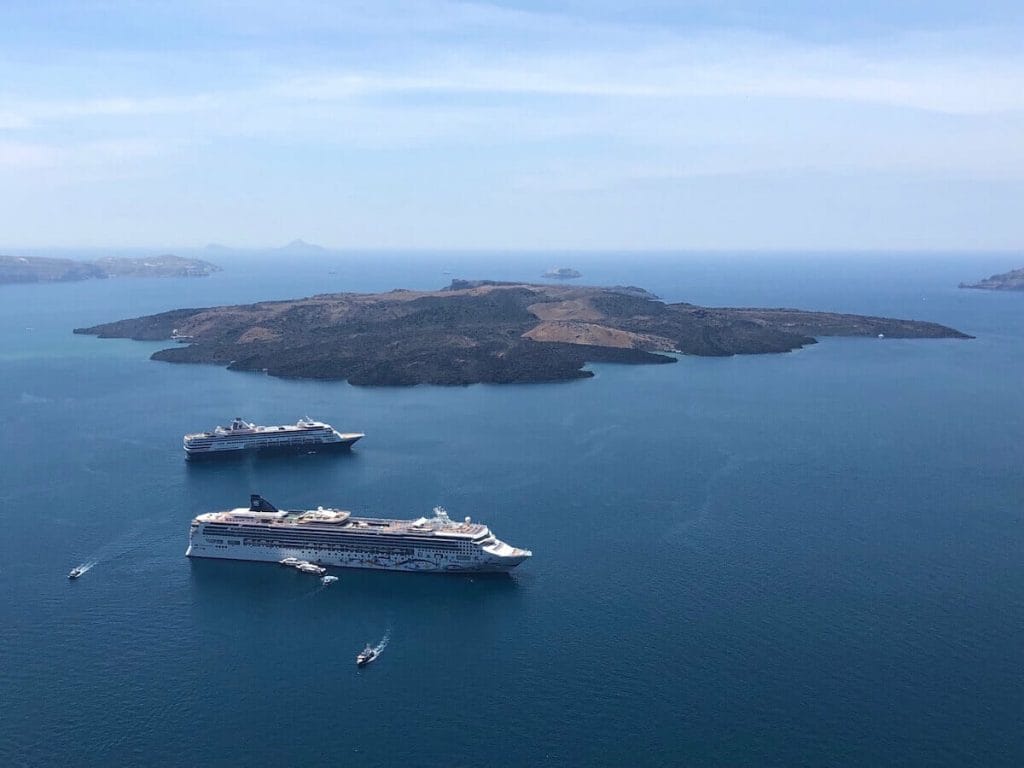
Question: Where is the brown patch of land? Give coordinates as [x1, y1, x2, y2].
[524, 321, 676, 350]
[527, 298, 604, 323]
[237, 326, 282, 343]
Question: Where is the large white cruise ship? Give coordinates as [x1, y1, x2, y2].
[183, 417, 364, 459]
[186, 495, 532, 573]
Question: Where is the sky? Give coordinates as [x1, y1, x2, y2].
[1, 1, 1022, 250]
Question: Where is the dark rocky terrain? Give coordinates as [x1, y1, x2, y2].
[960, 266, 1024, 291]
[0, 254, 219, 284]
[74, 279, 971, 386]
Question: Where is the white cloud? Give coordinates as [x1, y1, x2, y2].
[0, 138, 172, 176]
[2, 31, 1020, 162]
[0, 141, 60, 169]
[1, 2, 1022, 247]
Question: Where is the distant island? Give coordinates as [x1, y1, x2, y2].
[959, 266, 1024, 291]
[0, 254, 220, 285]
[543, 267, 582, 279]
[273, 238, 330, 255]
[204, 238, 330, 256]
[74, 279, 971, 386]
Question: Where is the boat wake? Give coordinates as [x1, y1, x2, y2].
[371, 628, 391, 656]
[296, 575, 340, 600]
[69, 560, 97, 578]
[666, 452, 758, 540]
[82, 523, 152, 570]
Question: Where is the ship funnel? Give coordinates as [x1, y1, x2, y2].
[250, 494, 279, 513]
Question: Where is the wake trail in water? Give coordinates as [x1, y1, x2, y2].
[82, 524, 152, 568]
[667, 452, 758, 539]
[68, 521, 167, 578]
[293, 574, 340, 600]
[372, 627, 391, 655]
[70, 560, 98, 576]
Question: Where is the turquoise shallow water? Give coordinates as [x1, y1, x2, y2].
[0, 252, 1021, 766]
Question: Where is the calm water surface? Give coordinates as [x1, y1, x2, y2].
[0, 252, 1021, 766]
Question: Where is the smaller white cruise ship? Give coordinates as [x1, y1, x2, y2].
[187, 495, 532, 573]
[183, 417, 364, 459]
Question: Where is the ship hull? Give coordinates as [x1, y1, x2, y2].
[185, 435, 362, 461]
[185, 541, 526, 573]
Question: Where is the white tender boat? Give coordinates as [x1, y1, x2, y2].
[356, 646, 379, 666]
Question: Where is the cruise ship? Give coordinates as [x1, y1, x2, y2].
[183, 417, 363, 459]
[186, 495, 532, 573]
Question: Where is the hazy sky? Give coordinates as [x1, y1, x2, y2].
[1, 1, 1022, 250]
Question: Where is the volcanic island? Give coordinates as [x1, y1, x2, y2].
[74, 279, 971, 386]
[959, 266, 1024, 291]
[0, 254, 219, 284]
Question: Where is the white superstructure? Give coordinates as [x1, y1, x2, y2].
[186, 495, 532, 573]
[183, 417, 364, 459]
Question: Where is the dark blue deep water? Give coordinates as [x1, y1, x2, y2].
[1, 252, 1021, 767]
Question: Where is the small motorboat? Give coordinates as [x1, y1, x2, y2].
[279, 557, 302, 567]
[356, 645, 378, 666]
[321, 575, 339, 585]
[296, 562, 326, 576]
[68, 567, 85, 580]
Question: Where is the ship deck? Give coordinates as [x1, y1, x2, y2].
[185, 426, 332, 440]
[199, 508, 487, 538]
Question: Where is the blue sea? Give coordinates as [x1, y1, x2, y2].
[1, 252, 1021, 767]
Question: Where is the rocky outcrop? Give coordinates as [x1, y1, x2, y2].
[960, 267, 1024, 291]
